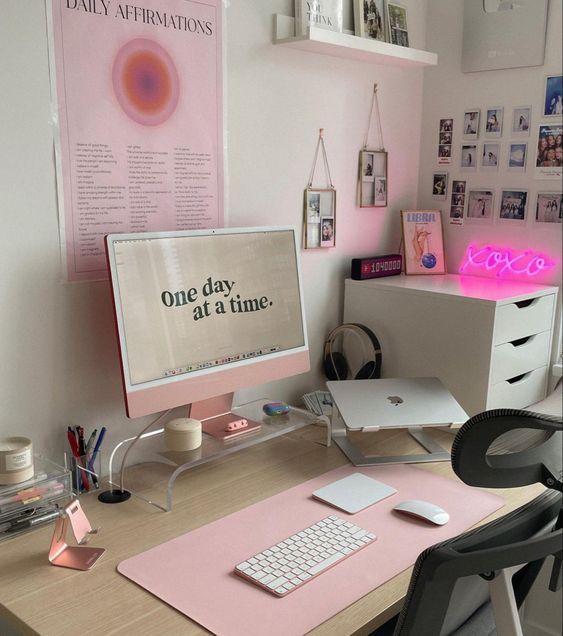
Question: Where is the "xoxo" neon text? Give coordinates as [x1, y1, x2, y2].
[460, 244, 555, 278]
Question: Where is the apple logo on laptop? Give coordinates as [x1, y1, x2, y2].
[387, 395, 404, 406]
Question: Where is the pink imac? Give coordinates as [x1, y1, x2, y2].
[105, 226, 310, 423]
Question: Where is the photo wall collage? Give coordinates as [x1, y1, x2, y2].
[432, 74, 562, 227]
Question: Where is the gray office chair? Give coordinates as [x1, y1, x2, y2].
[373, 408, 563, 636]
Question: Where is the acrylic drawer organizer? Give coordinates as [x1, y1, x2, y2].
[0, 455, 72, 541]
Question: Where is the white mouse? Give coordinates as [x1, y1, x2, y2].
[393, 500, 450, 525]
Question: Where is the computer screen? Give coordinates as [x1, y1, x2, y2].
[105, 227, 309, 418]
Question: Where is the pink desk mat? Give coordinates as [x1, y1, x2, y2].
[118, 464, 504, 636]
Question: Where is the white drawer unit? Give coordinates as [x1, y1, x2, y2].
[343, 274, 559, 416]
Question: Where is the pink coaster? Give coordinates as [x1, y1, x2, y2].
[118, 464, 504, 636]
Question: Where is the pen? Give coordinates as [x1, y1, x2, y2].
[77, 426, 86, 456]
[67, 430, 89, 492]
[85, 429, 97, 457]
[88, 426, 106, 488]
[4, 509, 61, 533]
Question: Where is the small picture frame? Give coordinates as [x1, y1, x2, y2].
[484, 107, 503, 138]
[467, 189, 495, 222]
[386, 2, 409, 47]
[499, 189, 528, 222]
[543, 74, 563, 118]
[508, 142, 528, 171]
[359, 149, 388, 207]
[512, 106, 531, 136]
[461, 144, 477, 170]
[463, 109, 480, 139]
[353, 0, 386, 41]
[536, 192, 562, 223]
[432, 172, 448, 200]
[401, 209, 446, 275]
[304, 188, 336, 249]
[481, 143, 500, 170]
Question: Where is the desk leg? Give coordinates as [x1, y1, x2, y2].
[330, 409, 451, 466]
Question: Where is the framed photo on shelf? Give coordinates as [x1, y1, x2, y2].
[353, 0, 386, 41]
[400, 209, 445, 275]
[543, 74, 562, 118]
[512, 106, 531, 136]
[303, 188, 336, 249]
[536, 192, 562, 223]
[508, 142, 528, 171]
[499, 189, 528, 222]
[463, 109, 480, 139]
[359, 149, 387, 207]
[386, 2, 409, 47]
[484, 107, 503, 138]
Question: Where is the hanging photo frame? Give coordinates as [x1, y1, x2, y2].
[400, 209, 446, 275]
[303, 129, 336, 249]
[304, 188, 336, 249]
[359, 149, 388, 207]
[358, 84, 387, 208]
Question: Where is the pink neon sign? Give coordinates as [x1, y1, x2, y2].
[460, 244, 556, 278]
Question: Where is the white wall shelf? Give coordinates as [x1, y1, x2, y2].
[274, 14, 438, 68]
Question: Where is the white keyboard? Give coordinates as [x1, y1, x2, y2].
[234, 515, 377, 596]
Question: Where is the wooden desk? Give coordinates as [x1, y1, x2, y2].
[0, 425, 544, 636]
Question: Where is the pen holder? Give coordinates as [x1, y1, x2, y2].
[66, 453, 101, 495]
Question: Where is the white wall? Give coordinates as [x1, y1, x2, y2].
[0, 0, 427, 467]
[418, 0, 562, 288]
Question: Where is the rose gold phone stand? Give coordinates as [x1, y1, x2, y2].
[49, 499, 105, 570]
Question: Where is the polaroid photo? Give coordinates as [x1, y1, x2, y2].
[432, 172, 448, 200]
[543, 75, 563, 118]
[374, 177, 387, 203]
[461, 144, 477, 170]
[535, 192, 562, 223]
[534, 124, 563, 179]
[484, 107, 503, 138]
[467, 189, 495, 222]
[508, 142, 528, 172]
[320, 216, 335, 247]
[449, 206, 464, 225]
[499, 189, 528, 222]
[463, 109, 480, 139]
[481, 143, 500, 170]
[512, 106, 531, 136]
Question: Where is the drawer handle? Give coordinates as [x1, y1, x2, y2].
[510, 336, 533, 348]
[506, 372, 531, 385]
[514, 298, 538, 309]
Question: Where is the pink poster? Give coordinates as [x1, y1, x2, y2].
[48, 0, 223, 281]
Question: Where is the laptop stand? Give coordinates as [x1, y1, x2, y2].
[329, 408, 451, 466]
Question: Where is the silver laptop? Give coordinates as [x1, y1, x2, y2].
[326, 377, 468, 432]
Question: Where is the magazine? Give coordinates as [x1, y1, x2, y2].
[295, 0, 343, 36]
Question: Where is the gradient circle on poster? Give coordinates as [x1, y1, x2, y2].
[112, 39, 180, 126]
